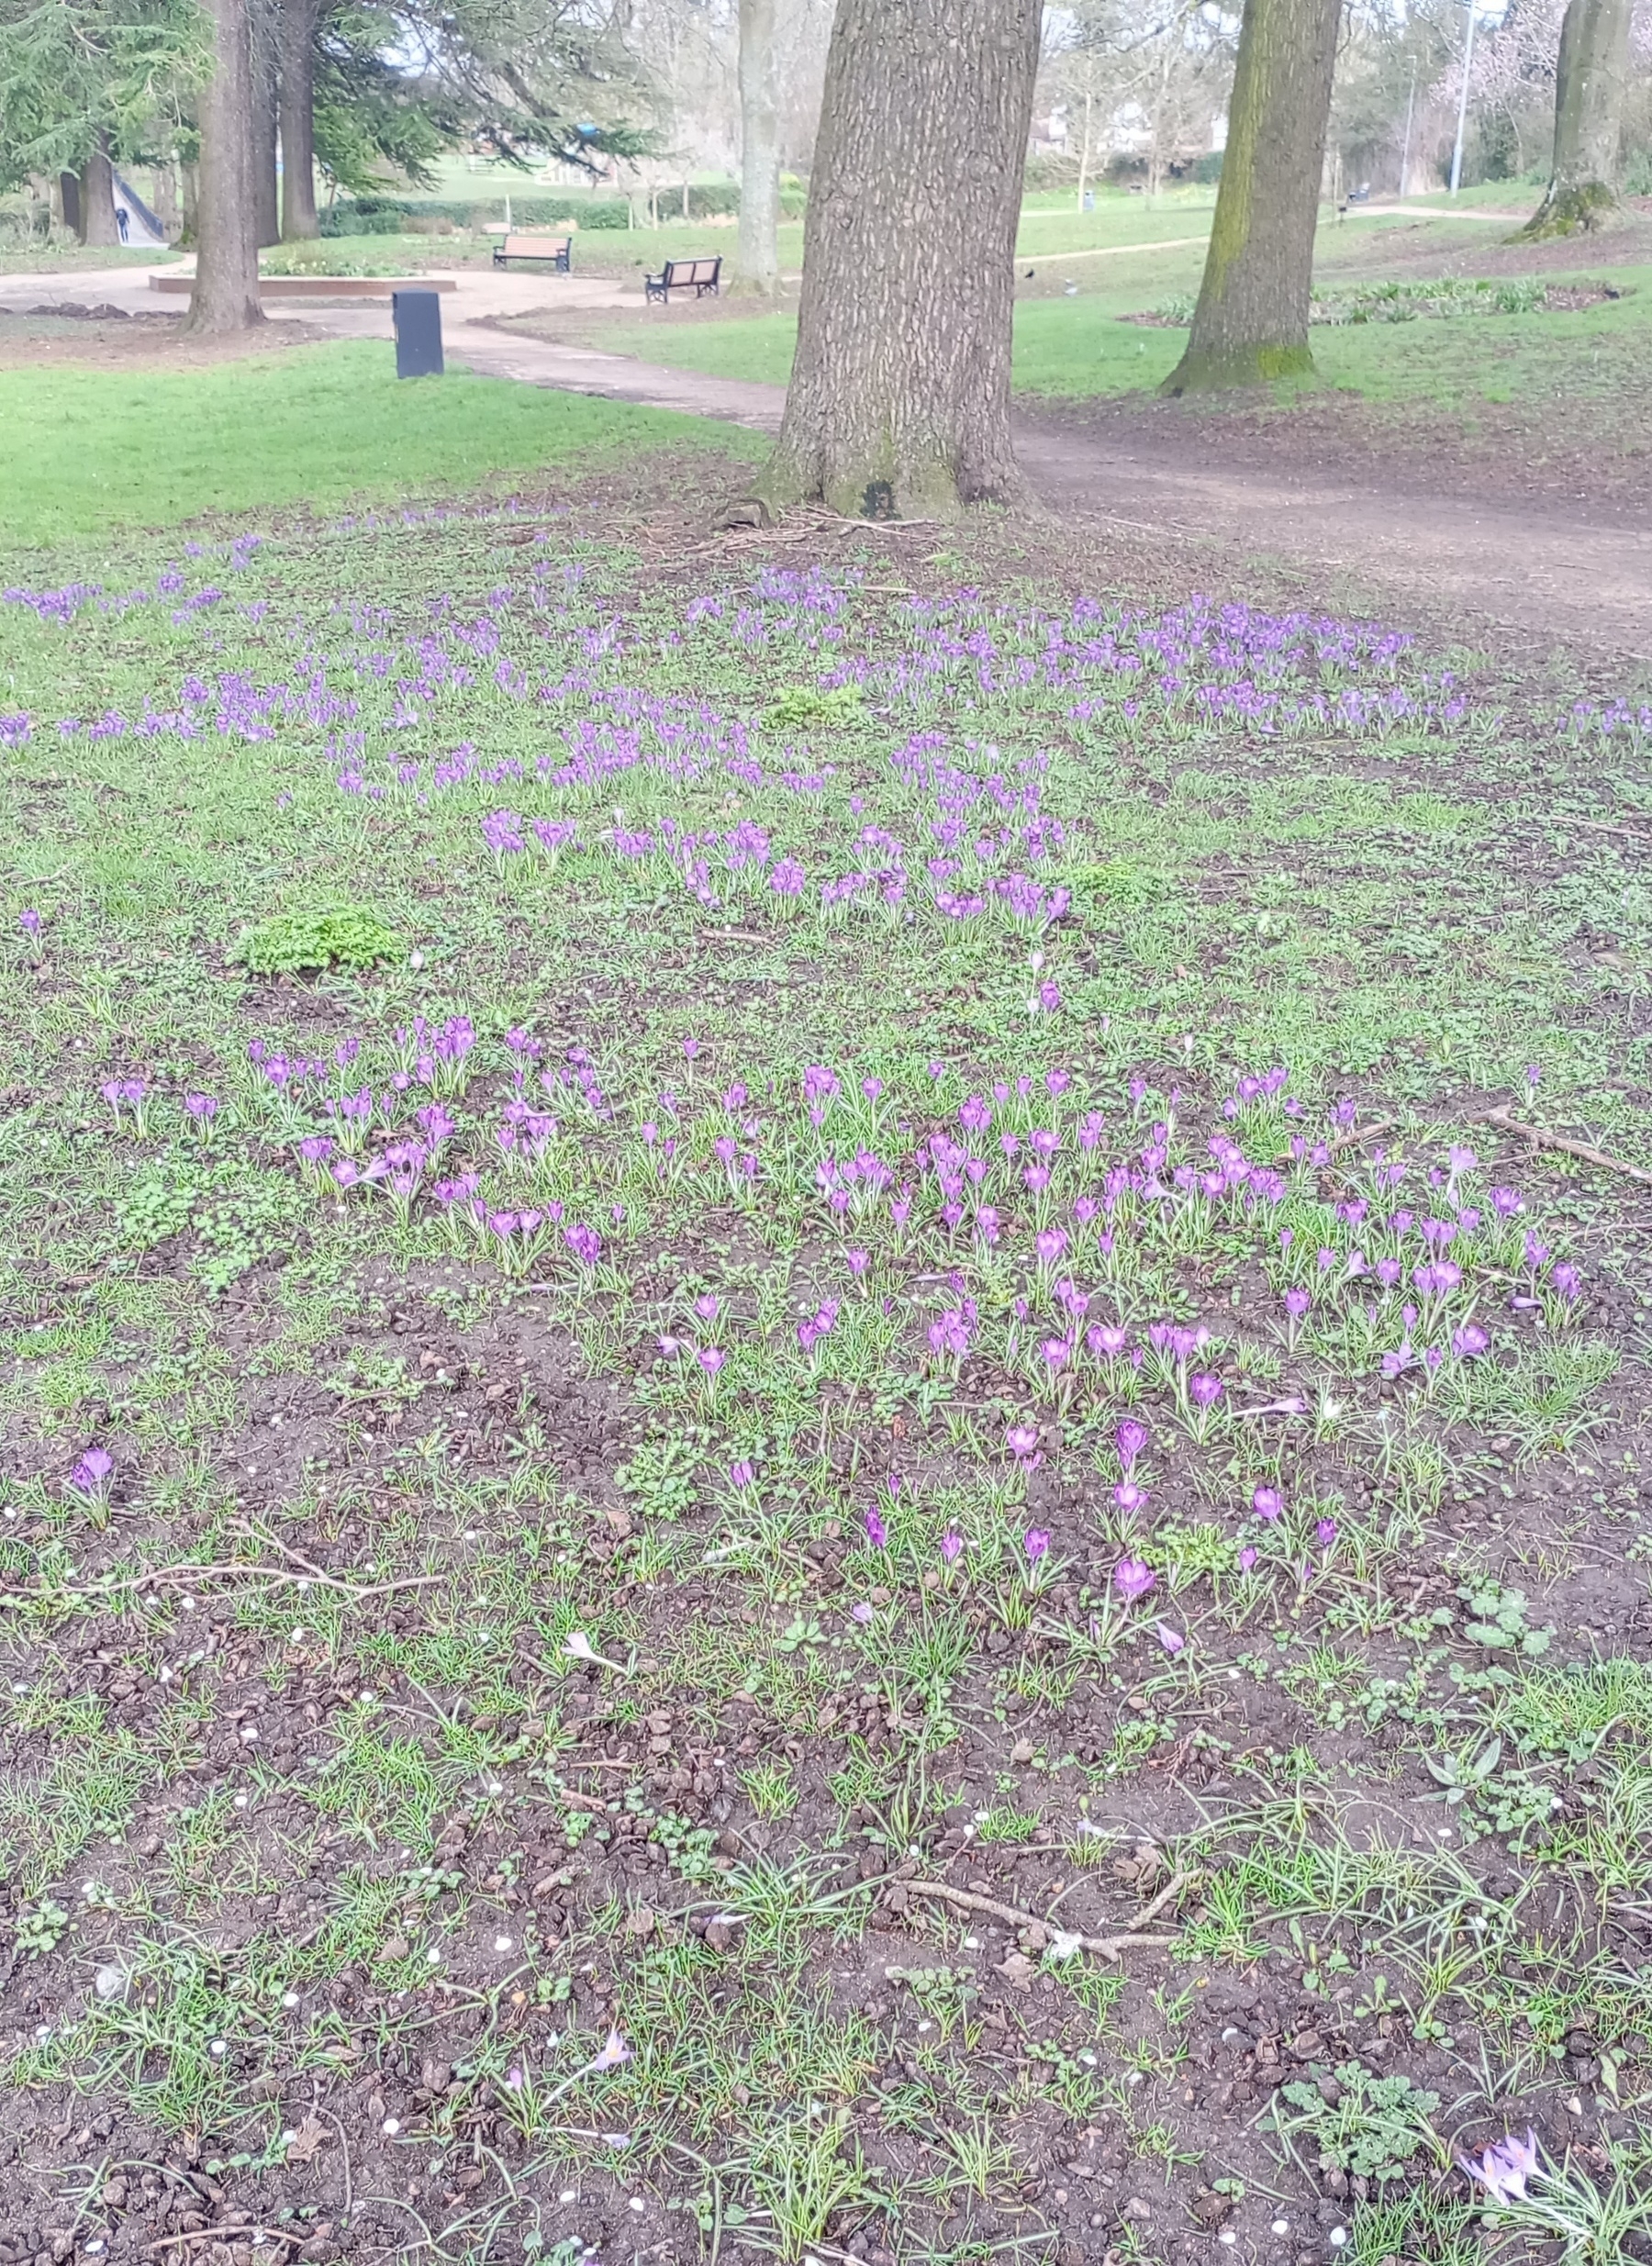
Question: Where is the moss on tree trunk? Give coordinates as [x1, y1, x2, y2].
[1520, 0, 1631, 239]
[742, 0, 1042, 521]
[1161, 0, 1341, 396]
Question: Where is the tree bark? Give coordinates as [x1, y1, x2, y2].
[751, 0, 1043, 520]
[1521, 0, 1632, 237]
[188, 0, 266, 334]
[251, 0, 282, 245]
[732, 0, 781, 297]
[278, 0, 320, 239]
[1161, 0, 1341, 393]
[79, 141, 120, 247]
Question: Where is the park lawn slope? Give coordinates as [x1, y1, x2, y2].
[0, 340, 760, 548]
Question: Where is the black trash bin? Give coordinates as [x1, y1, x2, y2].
[393, 289, 443, 379]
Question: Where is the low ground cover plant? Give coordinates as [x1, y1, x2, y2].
[1, 493, 1650, 2263]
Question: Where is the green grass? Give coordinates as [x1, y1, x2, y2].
[0, 340, 759, 545]
[3, 365, 1652, 2261]
[579, 211, 1652, 438]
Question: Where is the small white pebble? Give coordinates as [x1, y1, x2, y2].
[426, 1948, 441, 1965]
[1219, 2235, 1237, 2249]
[209, 2040, 227, 2058]
[494, 1935, 513, 1952]
[383, 2116, 400, 2135]
[463, 1529, 478, 1541]
[181, 1597, 196, 1613]
[159, 1667, 173, 1682]
[290, 1628, 306, 1645]
[34, 2025, 51, 2041]
[240, 1725, 259, 1744]
[1330, 2232, 1349, 2250]
[1271, 2221, 1289, 2236]
[233, 1793, 250, 1810]
[559, 2190, 576, 2205]
[282, 1992, 299, 2009]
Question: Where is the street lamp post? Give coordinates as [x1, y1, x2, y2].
[1449, 0, 1480, 194]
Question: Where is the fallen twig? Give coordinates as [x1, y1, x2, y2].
[1479, 1105, 1652, 1189]
[146, 2233, 297, 2257]
[905, 1874, 1185, 1960]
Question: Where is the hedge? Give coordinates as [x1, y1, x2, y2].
[318, 183, 806, 236]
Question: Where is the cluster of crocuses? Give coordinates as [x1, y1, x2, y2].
[8, 548, 1506, 899]
[95, 1018, 1584, 1479]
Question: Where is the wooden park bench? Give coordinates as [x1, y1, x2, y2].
[492, 233, 573, 272]
[644, 255, 722, 305]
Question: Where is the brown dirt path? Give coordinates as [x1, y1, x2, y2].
[448, 325, 1652, 658]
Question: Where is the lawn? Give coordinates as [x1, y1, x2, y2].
[3, 392, 1652, 2264]
[0, 340, 759, 544]
[575, 208, 1652, 427]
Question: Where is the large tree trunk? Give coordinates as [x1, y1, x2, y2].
[1161, 0, 1341, 393]
[731, 0, 781, 296]
[188, 0, 266, 334]
[750, 0, 1043, 520]
[1521, 0, 1632, 237]
[251, 0, 282, 245]
[79, 141, 120, 247]
[279, 0, 320, 239]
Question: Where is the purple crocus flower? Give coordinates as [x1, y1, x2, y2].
[1252, 1486, 1283, 1520]
[70, 1446, 114, 1494]
[1457, 2128, 1539, 2206]
[1113, 1480, 1149, 1515]
[1189, 1373, 1223, 1410]
[729, 1459, 754, 1489]
[18, 909, 41, 936]
[1116, 1419, 1147, 1470]
[1238, 1546, 1258, 1573]
[1283, 1287, 1311, 1320]
[1024, 1527, 1050, 1562]
[697, 1345, 725, 1375]
[1452, 1323, 1489, 1357]
[1005, 1424, 1040, 1461]
[941, 1530, 964, 1565]
[1112, 1557, 1156, 1602]
[1155, 1622, 1185, 1655]
[865, 1507, 887, 1547]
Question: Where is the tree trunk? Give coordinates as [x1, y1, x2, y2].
[59, 170, 82, 239]
[251, 0, 282, 245]
[1161, 0, 1341, 393]
[732, 0, 781, 296]
[1521, 0, 1632, 237]
[750, 0, 1043, 521]
[188, 0, 265, 334]
[278, 0, 319, 239]
[80, 141, 120, 247]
